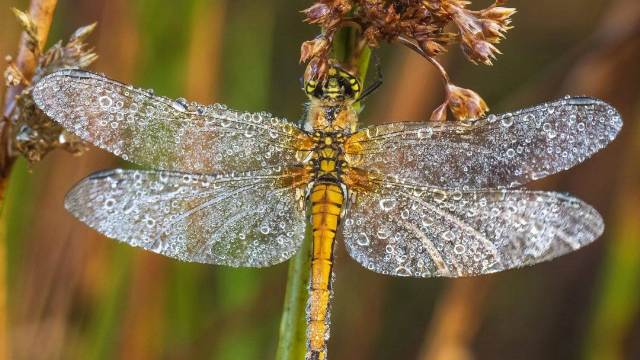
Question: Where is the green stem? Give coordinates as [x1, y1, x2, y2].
[275, 32, 371, 359]
[275, 219, 312, 360]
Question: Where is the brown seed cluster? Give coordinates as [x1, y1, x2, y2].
[4, 9, 97, 164]
[301, 0, 515, 121]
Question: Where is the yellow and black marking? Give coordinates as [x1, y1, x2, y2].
[307, 182, 343, 360]
[301, 66, 370, 359]
[304, 67, 362, 102]
[305, 132, 348, 360]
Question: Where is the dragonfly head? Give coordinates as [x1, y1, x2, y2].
[304, 67, 362, 105]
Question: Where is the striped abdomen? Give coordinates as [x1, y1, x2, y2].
[307, 182, 344, 360]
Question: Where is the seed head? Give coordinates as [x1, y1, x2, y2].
[446, 84, 489, 121]
[300, 1, 514, 120]
[4, 11, 97, 164]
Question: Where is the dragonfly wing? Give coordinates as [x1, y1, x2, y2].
[33, 69, 311, 174]
[345, 97, 622, 189]
[342, 183, 603, 277]
[65, 167, 308, 267]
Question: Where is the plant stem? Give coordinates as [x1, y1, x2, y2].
[0, 0, 59, 200]
[275, 221, 312, 360]
[0, 2, 58, 359]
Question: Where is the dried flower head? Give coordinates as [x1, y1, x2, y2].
[301, 0, 516, 120]
[444, 84, 488, 121]
[4, 9, 97, 164]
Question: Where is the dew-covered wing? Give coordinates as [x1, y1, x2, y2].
[345, 97, 622, 189]
[342, 183, 603, 277]
[65, 168, 307, 267]
[33, 69, 311, 174]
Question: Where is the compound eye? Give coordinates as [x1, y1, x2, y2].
[305, 80, 318, 96]
[350, 81, 361, 95]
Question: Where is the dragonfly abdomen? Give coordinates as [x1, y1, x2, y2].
[307, 181, 344, 360]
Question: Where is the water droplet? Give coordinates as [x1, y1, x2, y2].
[377, 226, 391, 239]
[417, 128, 433, 139]
[441, 230, 455, 241]
[104, 198, 116, 209]
[145, 216, 156, 228]
[532, 171, 548, 180]
[356, 232, 370, 246]
[260, 225, 270, 234]
[432, 189, 447, 203]
[172, 98, 189, 111]
[98, 95, 112, 108]
[394, 266, 412, 276]
[379, 198, 397, 211]
[421, 216, 434, 227]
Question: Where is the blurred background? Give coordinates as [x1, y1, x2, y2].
[0, 0, 638, 359]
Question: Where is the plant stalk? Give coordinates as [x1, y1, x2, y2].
[275, 220, 312, 360]
[0, 2, 58, 359]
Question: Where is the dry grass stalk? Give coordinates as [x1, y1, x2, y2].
[4, 11, 97, 165]
[0, 2, 59, 359]
[418, 277, 493, 360]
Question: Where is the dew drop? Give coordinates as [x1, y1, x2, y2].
[377, 226, 391, 239]
[145, 216, 156, 228]
[532, 171, 548, 180]
[432, 189, 447, 203]
[394, 266, 412, 276]
[417, 128, 433, 139]
[421, 216, 434, 227]
[104, 198, 116, 209]
[172, 98, 189, 111]
[356, 232, 370, 246]
[379, 198, 397, 211]
[441, 230, 455, 241]
[98, 95, 113, 108]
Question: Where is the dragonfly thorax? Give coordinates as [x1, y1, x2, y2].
[310, 132, 347, 183]
[304, 102, 358, 132]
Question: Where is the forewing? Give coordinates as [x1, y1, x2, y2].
[345, 97, 622, 189]
[33, 69, 311, 173]
[342, 184, 603, 277]
[65, 168, 307, 267]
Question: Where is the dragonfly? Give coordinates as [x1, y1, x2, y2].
[33, 67, 621, 360]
